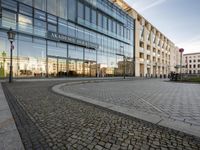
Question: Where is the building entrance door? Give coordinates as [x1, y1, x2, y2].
[68, 59, 84, 77]
[84, 61, 97, 77]
[58, 59, 67, 77]
[48, 57, 67, 77]
[48, 57, 57, 77]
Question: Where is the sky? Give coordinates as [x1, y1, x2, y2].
[124, 0, 200, 54]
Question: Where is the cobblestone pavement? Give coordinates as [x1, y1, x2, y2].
[61, 79, 200, 127]
[3, 80, 200, 149]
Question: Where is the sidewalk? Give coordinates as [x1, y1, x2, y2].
[0, 83, 24, 150]
[0, 76, 157, 83]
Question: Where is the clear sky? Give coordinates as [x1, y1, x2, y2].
[124, 0, 200, 54]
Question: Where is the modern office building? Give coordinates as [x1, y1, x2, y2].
[113, 0, 180, 77]
[183, 53, 200, 74]
[0, 0, 134, 78]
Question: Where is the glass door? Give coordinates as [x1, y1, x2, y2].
[58, 59, 67, 77]
[77, 60, 83, 76]
[68, 59, 76, 77]
[84, 61, 97, 77]
[84, 61, 90, 77]
[48, 57, 57, 77]
[90, 61, 97, 77]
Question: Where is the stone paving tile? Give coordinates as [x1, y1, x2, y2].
[3, 80, 200, 149]
[62, 79, 200, 126]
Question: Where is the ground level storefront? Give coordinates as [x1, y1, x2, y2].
[0, 30, 134, 78]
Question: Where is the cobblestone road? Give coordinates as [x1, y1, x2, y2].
[3, 80, 200, 149]
[61, 79, 200, 127]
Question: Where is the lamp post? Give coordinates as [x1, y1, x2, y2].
[179, 48, 184, 80]
[120, 46, 125, 79]
[7, 28, 16, 83]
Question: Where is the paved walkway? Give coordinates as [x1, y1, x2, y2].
[0, 83, 24, 150]
[55, 79, 200, 136]
[2, 80, 200, 149]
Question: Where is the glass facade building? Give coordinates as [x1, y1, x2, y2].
[0, 0, 134, 78]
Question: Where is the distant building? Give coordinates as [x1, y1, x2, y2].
[183, 53, 200, 74]
[113, 0, 181, 77]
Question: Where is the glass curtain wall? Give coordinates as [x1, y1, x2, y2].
[0, 0, 134, 78]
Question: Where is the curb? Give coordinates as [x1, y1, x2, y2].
[0, 83, 25, 150]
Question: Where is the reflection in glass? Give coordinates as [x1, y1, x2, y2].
[48, 57, 57, 77]
[2, 10, 17, 29]
[58, 59, 67, 77]
[18, 36, 46, 77]
[0, 33, 18, 77]
[47, 0, 57, 15]
[18, 14, 33, 33]
[59, 0, 68, 19]
[34, 0, 46, 11]
[48, 41, 67, 57]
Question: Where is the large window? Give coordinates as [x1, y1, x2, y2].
[18, 14, 33, 33]
[85, 6, 90, 22]
[34, 10, 46, 21]
[2, 10, 17, 29]
[68, 0, 76, 21]
[58, 19, 68, 35]
[91, 9, 97, 25]
[98, 13, 102, 27]
[0, 31, 18, 77]
[18, 35, 46, 77]
[18, 0, 32, 6]
[68, 45, 83, 60]
[85, 48, 96, 61]
[47, 0, 57, 15]
[48, 41, 67, 57]
[78, 2, 84, 19]
[59, 0, 68, 19]
[76, 26, 85, 40]
[117, 23, 120, 35]
[34, 19, 46, 36]
[103, 15, 107, 30]
[68, 22, 76, 37]
[48, 24, 57, 32]
[1, 0, 17, 12]
[112, 20, 116, 34]
[19, 4, 33, 17]
[108, 18, 112, 32]
[47, 14, 57, 25]
[34, 0, 46, 11]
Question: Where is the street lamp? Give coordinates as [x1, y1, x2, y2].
[179, 48, 184, 80]
[7, 28, 16, 83]
[120, 46, 125, 79]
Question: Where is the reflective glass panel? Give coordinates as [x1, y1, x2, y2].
[18, 14, 33, 33]
[2, 9, 17, 29]
[47, 0, 57, 15]
[34, 0, 46, 11]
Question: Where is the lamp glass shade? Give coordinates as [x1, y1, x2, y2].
[7, 28, 16, 42]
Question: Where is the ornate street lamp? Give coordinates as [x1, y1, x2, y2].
[120, 46, 125, 79]
[7, 28, 16, 83]
[179, 48, 184, 79]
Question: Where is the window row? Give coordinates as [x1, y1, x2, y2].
[1, 9, 132, 56]
[1, 1, 132, 44]
[188, 59, 200, 63]
[78, 1, 131, 41]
